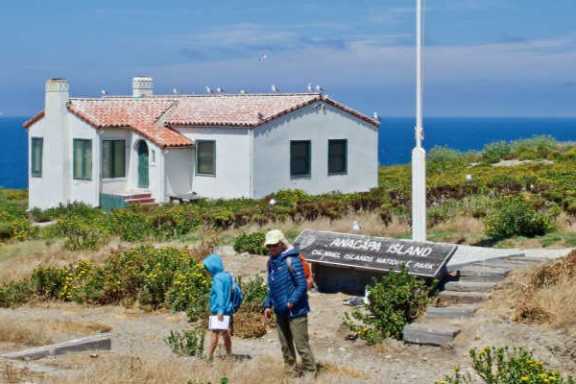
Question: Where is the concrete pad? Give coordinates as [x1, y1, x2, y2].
[446, 245, 524, 269]
[403, 323, 460, 347]
[0, 333, 111, 361]
[444, 281, 496, 292]
[426, 305, 478, 319]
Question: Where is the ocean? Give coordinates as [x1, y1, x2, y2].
[2, 116, 576, 189]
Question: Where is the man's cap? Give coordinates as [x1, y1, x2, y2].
[264, 229, 288, 246]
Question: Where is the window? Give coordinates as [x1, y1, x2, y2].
[290, 140, 311, 177]
[31, 137, 43, 177]
[197, 140, 216, 176]
[102, 140, 126, 178]
[73, 139, 92, 180]
[328, 139, 347, 175]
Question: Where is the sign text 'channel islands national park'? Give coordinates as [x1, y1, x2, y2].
[294, 230, 457, 278]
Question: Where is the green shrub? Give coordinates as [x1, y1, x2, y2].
[53, 215, 109, 250]
[31, 266, 67, 299]
[511, 135, 558, 160]
[428, 146, 467, 172]
[484, 197, 557, 240]
[344, 268, 430, 344]
[233, 232, 267, 255]
[482, 141, 512, 164]
[270, 189, 311, 207]
[437, 346, 576, 384]
[164, 327, 205, 358]
[109, 208, 150, 242]
[239, 274, 268, 313]
[0, 281, 33, 307]
[20, 246, 212, 314]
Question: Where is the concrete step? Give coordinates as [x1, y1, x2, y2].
[123, 193, 152, 200]
[457, 265, 511, 282]
[403, 322, 461, 347]
[126, 198, 155, 204]
[444, 281, 497, 292]
[425, 305, 479, 319]
[505, 256, 550, 264]
[0, 334, 111, 361]
[437, 291, 489, 305]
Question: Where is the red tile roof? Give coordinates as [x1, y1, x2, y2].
[23, 93, 378, 148]
[164, 93, 378, 127]
[68, 99, 193, 148]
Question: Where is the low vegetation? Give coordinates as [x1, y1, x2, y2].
[437, 346, 575, 384]
[164, 328, 205, 358]
[2, 135, 576, 250]
[490, 250, 576, 329]
[344, 268, 431, 344]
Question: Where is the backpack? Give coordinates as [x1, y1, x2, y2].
[229, 273, 244, 313]
[286, 254, 314, 290]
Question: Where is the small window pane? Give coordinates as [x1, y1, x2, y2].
[102, 141, 112, 178]
[328, 139, 347, 175]
[73, 139, 92, 180]
[290, 141, 311, 177]
[113, 141, 126, 177]
[31, 137, 43, 177]
[102, 140, 125, 178]
[197, 141, 216, 175]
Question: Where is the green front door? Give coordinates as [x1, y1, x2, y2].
[137, 140, 149, 189]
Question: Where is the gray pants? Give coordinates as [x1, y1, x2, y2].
[276, 315, 316, 373]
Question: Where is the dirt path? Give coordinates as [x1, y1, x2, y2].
[1, 248, 576, 383]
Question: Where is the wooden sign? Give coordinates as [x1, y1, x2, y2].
[293, 230, 457, 278]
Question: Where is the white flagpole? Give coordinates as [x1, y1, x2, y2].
[412, 0, 427, 241]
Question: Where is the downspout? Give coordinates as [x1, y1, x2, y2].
[248, 128, 255, 198]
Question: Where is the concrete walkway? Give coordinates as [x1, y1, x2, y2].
[446, 245, 572, 268]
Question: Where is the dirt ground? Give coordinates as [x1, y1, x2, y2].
[1, 248, 576, 383]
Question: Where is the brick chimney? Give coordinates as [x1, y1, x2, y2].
[132, 76, 154, 97]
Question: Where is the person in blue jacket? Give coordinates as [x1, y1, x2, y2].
[263, 230, 316, 376]
[203, 253, 234, 361]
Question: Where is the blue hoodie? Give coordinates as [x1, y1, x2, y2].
[202, 253, 234, 316]
[264, 247, 310, 319]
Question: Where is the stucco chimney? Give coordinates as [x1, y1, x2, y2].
[132, 76, 154, 97]
[45, 78, 69, 117]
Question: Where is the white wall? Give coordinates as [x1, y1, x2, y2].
[28, 118, 65, 210]
[126, 134, 166, 202]
[253, 101, 378, 198]
[28, 111, 100, 209]
[166, 147, 194, 196]
[176, 127, 252, 198]
[68, 113, 100, 206]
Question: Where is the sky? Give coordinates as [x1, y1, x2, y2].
[1, 0, 575, 117]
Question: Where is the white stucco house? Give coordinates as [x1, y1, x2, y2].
[24, 77, 379, 210]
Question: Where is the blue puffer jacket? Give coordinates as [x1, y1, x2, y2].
[264, 247, 310, 319]
[202, 253, 234, 316]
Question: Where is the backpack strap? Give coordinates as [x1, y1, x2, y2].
[285, 256, 295, 274]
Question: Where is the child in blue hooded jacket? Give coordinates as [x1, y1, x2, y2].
[203, 253, 234, 361]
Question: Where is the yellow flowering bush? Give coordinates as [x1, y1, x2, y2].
[437, 346, 575, 384]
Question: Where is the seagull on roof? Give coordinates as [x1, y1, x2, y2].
[307, 83, 313, 92]
[100, 90, 107, 96]
[205, 86, 212, 94]
[259, 53, 268, 62]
